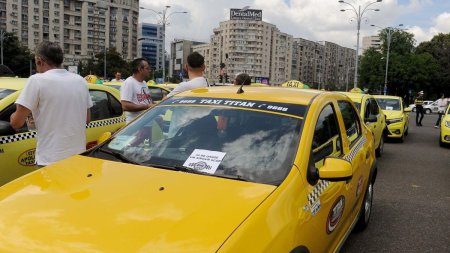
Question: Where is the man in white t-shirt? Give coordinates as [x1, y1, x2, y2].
[110, 71, 124, 82]
[167, 52, 208, 98]
[10, 41, 93, 167]
[120, 58, 154, 123]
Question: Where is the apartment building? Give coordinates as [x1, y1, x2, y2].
[362, 35, 381, 54]
[1, 0, 138, 67]
[169, 39, 206, 80]
[208, 19, 292, 85]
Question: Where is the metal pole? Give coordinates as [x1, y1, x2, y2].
[0, 30, 4, 65]
[384, 28, 392, 95]
[104, 46, 107, 80]
[161, 6, 169, 84]
[354, 6, 361, 88]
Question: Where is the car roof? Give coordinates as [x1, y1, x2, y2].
[340, 92, 372, 103]
[0, 77, 27, 90]
[373, 95, 401, 100]
[172, 86, 324, 105]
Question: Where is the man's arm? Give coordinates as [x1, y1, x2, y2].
[86, 108, 91, 124]
[121, 100, 153, 112]
[10, 104, 31, 129]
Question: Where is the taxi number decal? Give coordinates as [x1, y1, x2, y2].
[18, 149, 36, 166]
[161, 97, 307, 117]
[326, 196, 345, 234]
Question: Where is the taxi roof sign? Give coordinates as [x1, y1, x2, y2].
[281, 80, 310, 89]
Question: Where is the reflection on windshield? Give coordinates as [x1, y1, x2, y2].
[375, 98, 401, 111]
[97, 106, 302, 185]
[0, 89, 16, 100]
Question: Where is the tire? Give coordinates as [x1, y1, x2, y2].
[399, 133, 405, 143]
[425, 109, 432, 114]
[375, 135, 384, 157]
[412, 107, 416, 112]
[354, 180, 374, 232]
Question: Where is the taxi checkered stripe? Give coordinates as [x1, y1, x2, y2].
[344, 136, 367, 162]
[307, 180, 330, 206]
[86, 117, 125, 128]
[0, 131, 36, 144]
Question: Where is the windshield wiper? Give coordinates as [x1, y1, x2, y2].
[95, 147, 140, 165]
[212, 173, 249, 182]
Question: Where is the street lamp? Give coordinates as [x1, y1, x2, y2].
[140, 6, 188, 83]
[0, 29, 6, 65]
[371, 24, 404, 95]
[338, 0, 382, 88]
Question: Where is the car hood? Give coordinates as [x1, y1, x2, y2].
[382, 110, 404, 119]
[0, 155, 275, 252]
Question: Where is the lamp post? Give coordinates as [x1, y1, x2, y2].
[371, 24, 403, 95]
[0, 29, 6, 65]
[338, 0, 382, 88]
[140, 6, 187, 83]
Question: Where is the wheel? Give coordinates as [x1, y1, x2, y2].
[425, 109, 432, 114]
[412, 107, 416, 112]
[375, 135, 384, 157]
[399, 133, 405, 143]
[354, 180, 374, 232]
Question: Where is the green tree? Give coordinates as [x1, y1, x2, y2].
[78, 48, 130, 80]
[1, 32, 33, 77]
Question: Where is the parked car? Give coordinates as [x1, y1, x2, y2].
[0, 86, 377, 252]
[440, 104, 450, 147]
[408, 100, 437, 114]
[374, 95, 411, 142]
[0, 77, 125, 185]
[104, 81, 171, 102]
[341, 92, 386, 157]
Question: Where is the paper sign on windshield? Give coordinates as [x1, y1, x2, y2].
[386, 106, 393, 110]
[183, 149, 226, 174]
[108, 135, 136, 151]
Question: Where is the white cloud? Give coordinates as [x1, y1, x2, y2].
[140, 0, 449, 50]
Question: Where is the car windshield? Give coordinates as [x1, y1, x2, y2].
[353, 102, 361, 111]
[375, 98, 401, 111]
[90, 103, 303, 185]
[0, 88, 16, 100]
[106, 85, 121, 90]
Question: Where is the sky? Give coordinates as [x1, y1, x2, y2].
[139, 0, 450, 50]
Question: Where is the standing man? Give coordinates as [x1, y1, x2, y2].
[415, 91, 425, 126]
[111, 71, 124, 82]
[435, 93, 448, 128]
[10, 41, 93, 167]
[166, 52, 208, 97]
[120, 58, 154, 123]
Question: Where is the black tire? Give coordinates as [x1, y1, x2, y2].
[354, 180, 374, 232]
[399, 133, 405, 143]
[375, 135, 384, 157]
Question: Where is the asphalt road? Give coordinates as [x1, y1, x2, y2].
[341, 113, 450, 253]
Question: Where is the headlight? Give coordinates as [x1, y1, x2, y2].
[445, 121, 450, 128]
[387, 117, 403, 124]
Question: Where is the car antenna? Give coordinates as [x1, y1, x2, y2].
[237, 75, 250, 94]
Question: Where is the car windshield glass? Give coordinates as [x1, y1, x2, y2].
[375, 98, 401, 111]
[106, 85, 121, 90]
[353, 102, 361, 111]
[0, 89, 16, 100]
[91, 105, 302, 185]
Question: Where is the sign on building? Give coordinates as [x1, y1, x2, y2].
[230, 9, 262, 21]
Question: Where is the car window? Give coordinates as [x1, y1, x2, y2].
[0, 89, 16, 100]
[312, 104, 342, 165]
[148, 87, 167, 101]
[338, 100, 362, 146]
[364, 99, 371, 119]
[375, 98, 401, 111]
[96, 105, 302, 185]
[370, 98, 380, 115]
[0, 103, 28, 132]
[89, 90, 122, 121]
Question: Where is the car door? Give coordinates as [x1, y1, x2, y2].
[0, 102, 38, 185]
[303, 103, 348, 252]
[336, 100, 372, 231]
[367, 98, 384, 147]
[85, 89, 125, 149]
[148, 86, 169, 103]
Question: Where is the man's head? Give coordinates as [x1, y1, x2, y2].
[115, 72, 122, 80]
[131, 58, 151, 81]
[185, 52, 205, 73]
[234, 73, 251, 85]
[34, 41, 64, 73]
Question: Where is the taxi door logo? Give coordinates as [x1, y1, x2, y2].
[326, 196, 345, 234]
[18, 149, 36, 166]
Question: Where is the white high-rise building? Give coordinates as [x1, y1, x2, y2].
[362, 35, 381, 54]
[1, 0, 139, 67]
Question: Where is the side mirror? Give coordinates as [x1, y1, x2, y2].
[319, 157, 353, 181]
[365, 115, 378, 123]
[0, 121, 16, 136]
[97, 132, 112, 145]
[404, 108, 412, 112]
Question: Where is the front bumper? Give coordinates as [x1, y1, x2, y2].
[386, 122, 405, 138]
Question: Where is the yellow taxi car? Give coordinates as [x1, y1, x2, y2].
[0, 86, 377, 252]
[341, 92, 386, 157]
[439, 104, 450, 147]
[374, 95, 411, 142]
[0, 77, 125, 185]
[104, 81, 171, 102]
